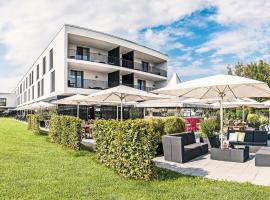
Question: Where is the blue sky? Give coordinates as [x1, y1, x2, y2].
[1, 0, 270, 92]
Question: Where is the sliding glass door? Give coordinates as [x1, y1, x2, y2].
[69, 70, 84, 88]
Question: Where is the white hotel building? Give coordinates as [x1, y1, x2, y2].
[15, 24, 168, 118]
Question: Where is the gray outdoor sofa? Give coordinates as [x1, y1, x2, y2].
[227, 130, 268, 153]
[162, 132, 208, 163]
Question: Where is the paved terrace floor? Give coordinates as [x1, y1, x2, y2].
[154, 154, 270, 186]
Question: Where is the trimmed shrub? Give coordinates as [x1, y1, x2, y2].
[247, 114, 260, 128]
[93, 119, 161, 180]
[26, 114, 40, 134]
[49, 115, 82, 150]
[199, 119, 217, 138]
[163, 116, 185, 134]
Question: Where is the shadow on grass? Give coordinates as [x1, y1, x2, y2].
[155, 167, 202, 181]
[38, 130, 49, 136]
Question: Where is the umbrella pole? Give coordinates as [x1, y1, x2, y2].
[116, 105, 119, 120]
[77, 104, 80, 118]
[220, 96, 224, 149]
[269, 107, 270, 125]
[120, 101, 123, 121]
[242, 105, 245, 122]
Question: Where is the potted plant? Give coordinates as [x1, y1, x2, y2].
[199, 119, 220, 148]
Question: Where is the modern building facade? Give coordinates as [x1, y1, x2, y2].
[14, 24, 168, 118]
[0, 93, 16, 112]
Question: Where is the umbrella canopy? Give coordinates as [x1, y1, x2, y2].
[136, 96, 212, 108]
[52, 94, 88, 105]
[154, 74, 270, 148]
[52, 94, 90, 117]
[82, 85, 166, 120]
[29, 101, 55, 110]
[155, 74, 270, 99]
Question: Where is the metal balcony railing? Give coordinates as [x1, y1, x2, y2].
[68, 49, 167, 77]
[67, 78, 155, 92]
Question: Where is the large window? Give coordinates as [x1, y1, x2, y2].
[137, 79, 146, 91]
[76, 47, 89, 61]
[142, 61, 149, 72]
[43, 57, 46, 75]
[36, 64, 39, 80]
[37, 81, 41, 98]
[49, 49, 53, 70]
[51, 71, 55, 92]
[32, 86, 34, 100]
[41, 79, 44, 96]
[68, 70, 84, 88]
[0, 98, 6, 106]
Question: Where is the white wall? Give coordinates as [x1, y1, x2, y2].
[15, 26, 66, 106]
[0, 93, 16, 108]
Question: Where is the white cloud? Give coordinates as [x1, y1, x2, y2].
[197, 0, 270, 59]
[0, 0, 210, 92]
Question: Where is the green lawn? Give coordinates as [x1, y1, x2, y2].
[0, 118, 269, 200]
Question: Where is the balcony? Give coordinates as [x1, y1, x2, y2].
[68, 49, 167, 77]
[68, 78, 155, 92]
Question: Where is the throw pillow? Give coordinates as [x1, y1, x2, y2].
[236, 132, 245, 142]
[229, 132, 238, 141]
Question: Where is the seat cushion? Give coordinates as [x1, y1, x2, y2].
[186, 132, 195, 145]
[237, 132, 245, 142]
[254, 131, 268, 143]
[229, 132, 238, 142]
[184, 145, 202, 161]
[244, 131, 254, 142]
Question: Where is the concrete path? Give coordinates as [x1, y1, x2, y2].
[154, 154, 270, 186]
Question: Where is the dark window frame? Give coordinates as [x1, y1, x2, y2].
[49, 49, 53, 70]
[51, 71, 55, 92]
[0, 98, 7, 106]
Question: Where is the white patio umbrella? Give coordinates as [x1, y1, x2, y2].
[28, 101, 55, 111]
[52, 94, 88, 117]
[154, 74, 270, 148]
[135, 96, 212, 108]
[82, 85, 166, 120]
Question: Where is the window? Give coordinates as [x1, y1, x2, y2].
[142, 61, 149, 72]
[137, 79, 146, 91]
[43, 57, 46, 75]
[49, 49, 53, 69]
[26, 77, 28, 89]
[37, 65, 39, 80]
[29, 73, 31, 87]
[41, 79, 44, 96]
[20, 84, 22, 94]
[28, 89, 30, 101]
[51, 71, 55, 92]
[68, 70, 83, 88]
[32, 86, 34, 100]
[76, 47, 89, 61]
[37, 81, 40, 98]
[0, 98, 6, 106]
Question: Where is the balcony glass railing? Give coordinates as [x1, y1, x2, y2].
[68, 78, 155, 92]
[68, 49, 167, 77]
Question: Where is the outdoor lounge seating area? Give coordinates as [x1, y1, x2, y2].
[227, 130, 268, 153]
[162, 132, 208, 163]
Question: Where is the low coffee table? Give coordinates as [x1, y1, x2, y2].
[255, 147, 270, 167]
[211, 146, 249, 163]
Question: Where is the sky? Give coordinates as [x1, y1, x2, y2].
[1, 0, 270, 92]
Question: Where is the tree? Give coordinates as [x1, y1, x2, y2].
[227, 60, 270, 101]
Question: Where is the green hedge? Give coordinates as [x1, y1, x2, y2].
[93, 116, 185, 180]
[163, 116, 185, 135]
[26, 114, 40, 134]
[49, 115, 82, 150]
